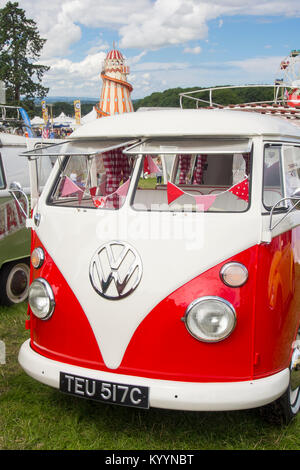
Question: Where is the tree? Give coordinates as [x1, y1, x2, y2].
[0, 1, 49, 106]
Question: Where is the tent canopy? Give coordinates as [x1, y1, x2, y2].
[30, 115, 44, 126]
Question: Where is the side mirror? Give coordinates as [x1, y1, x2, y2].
[9, 181, 29, 219]
[9, 181, 23, 198]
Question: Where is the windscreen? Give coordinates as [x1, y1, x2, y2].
[48, 139, 252, 212]
[48, 148, 135, 209]
[132, 152, 251, 212]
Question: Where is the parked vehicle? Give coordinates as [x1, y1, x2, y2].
[0, 132, 54, 305]
[18, 90, 300, 423]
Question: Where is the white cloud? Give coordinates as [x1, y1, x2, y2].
[131, 62, 189, 72]
[183, 46, 202, 54]
[40, 52, 290, 100]
[228, 55, 283, 78]
[12, 1, 300, 99]
[18, 0, 300, 57]
[87, 38, 110, 55]
[42, 51, 107, 96]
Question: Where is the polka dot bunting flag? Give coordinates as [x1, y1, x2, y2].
[228, 177, 249, 202]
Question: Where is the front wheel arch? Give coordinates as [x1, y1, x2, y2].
[260, 328, 300, 425]
[0, 258, 30, 306]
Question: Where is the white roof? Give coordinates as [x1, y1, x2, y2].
[0, 132, 28, 146]
[54, 112, 75, 124]
[31, 115, 44, 125]
[70, 108, 300, 141]
[81, 108, 97, 124]
[0, 132, 60, 148]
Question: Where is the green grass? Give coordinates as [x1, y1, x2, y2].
[0, 303, 299, 450]
[138, 177, 159, 189]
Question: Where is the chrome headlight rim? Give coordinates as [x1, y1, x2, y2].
[220, 262, 248, 288]
[28, 278, 55, 320]
[184, 296, 237, 343]
[31, 247, 45, 269]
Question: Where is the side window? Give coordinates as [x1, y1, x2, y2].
[282, 145, 300, 197]
[0, 154, 5, 189]
[263, 145, 284, 209]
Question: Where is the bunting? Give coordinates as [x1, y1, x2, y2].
[167, 177, 249, 210]
[228, 178, 249, 202]
[92, 179, 130, 208]
[167, 182, 184, 204]
[143, 155, 161, 177]
[60, 176, 84, 198]
[193, 194, 217, 211]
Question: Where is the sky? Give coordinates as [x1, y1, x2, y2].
[2, 0, 300, 100]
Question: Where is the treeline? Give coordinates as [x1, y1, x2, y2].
[26, 85, 275, 118]
[134, 85, 275, 110]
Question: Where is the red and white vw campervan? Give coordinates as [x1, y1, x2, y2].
[18, 100, 300, 424]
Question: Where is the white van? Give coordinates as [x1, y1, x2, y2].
[0, 132, 54, 305]
[18, 104, 300, 424]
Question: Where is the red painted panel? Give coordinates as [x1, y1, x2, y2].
[29, 232, 261, 382]
[28, 229, 300, 382]
[253, 229, 300, 377]
[29, 231, 104, 369]
[119, 246, 258, 382]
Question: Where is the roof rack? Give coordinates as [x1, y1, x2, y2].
[179, 84, 300, 122]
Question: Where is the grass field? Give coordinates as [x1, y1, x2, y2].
[0, 302, 299, 451]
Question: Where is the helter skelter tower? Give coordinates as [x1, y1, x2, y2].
[94, 47, 134, 118]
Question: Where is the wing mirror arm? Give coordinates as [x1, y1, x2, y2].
[269, 196, 300, 231]
[262, 191, 300, 243]
[9, 182, 30, 219]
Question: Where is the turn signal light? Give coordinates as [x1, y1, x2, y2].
[220, 262, 248, 287]
[31, 247, 45, 269]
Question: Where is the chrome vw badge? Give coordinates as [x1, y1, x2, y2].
[89, 241, 143, 300]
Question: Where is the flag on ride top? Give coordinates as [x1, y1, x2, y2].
[19, 108, 34, 138]
[42, 120, 50, 139]
[41, 100, 49, 124]
[74, 100, 81, 125]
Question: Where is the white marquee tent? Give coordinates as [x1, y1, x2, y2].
[81, 108, 97, 124]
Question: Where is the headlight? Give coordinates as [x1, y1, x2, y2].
[31, 247, 45, 269]
[28, 278, 55, 320]
[220, 262, 248, 287]
[184, 296, 236, 342]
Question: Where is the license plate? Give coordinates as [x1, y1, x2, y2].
[59, 372, 149, 409]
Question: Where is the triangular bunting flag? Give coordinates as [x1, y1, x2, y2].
[116, 179, 130, 196]
[61, 176, 84, 197]
[144, 156, 150, 176]
[167, 182, 185, 204]
[229, 178, 249, 201]
[93, 196, 107, 208]
[147, 155, 161, 174]
[193, 194, 217, 211]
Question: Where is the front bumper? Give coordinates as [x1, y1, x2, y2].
[19, 339, 290, 411]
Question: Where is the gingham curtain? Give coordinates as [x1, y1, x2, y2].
[178, 155, 191, 184]
[103, 149, 131, 207]
[193, 155, 207, 185]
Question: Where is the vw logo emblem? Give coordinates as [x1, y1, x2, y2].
[89, 241, 143, 300]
